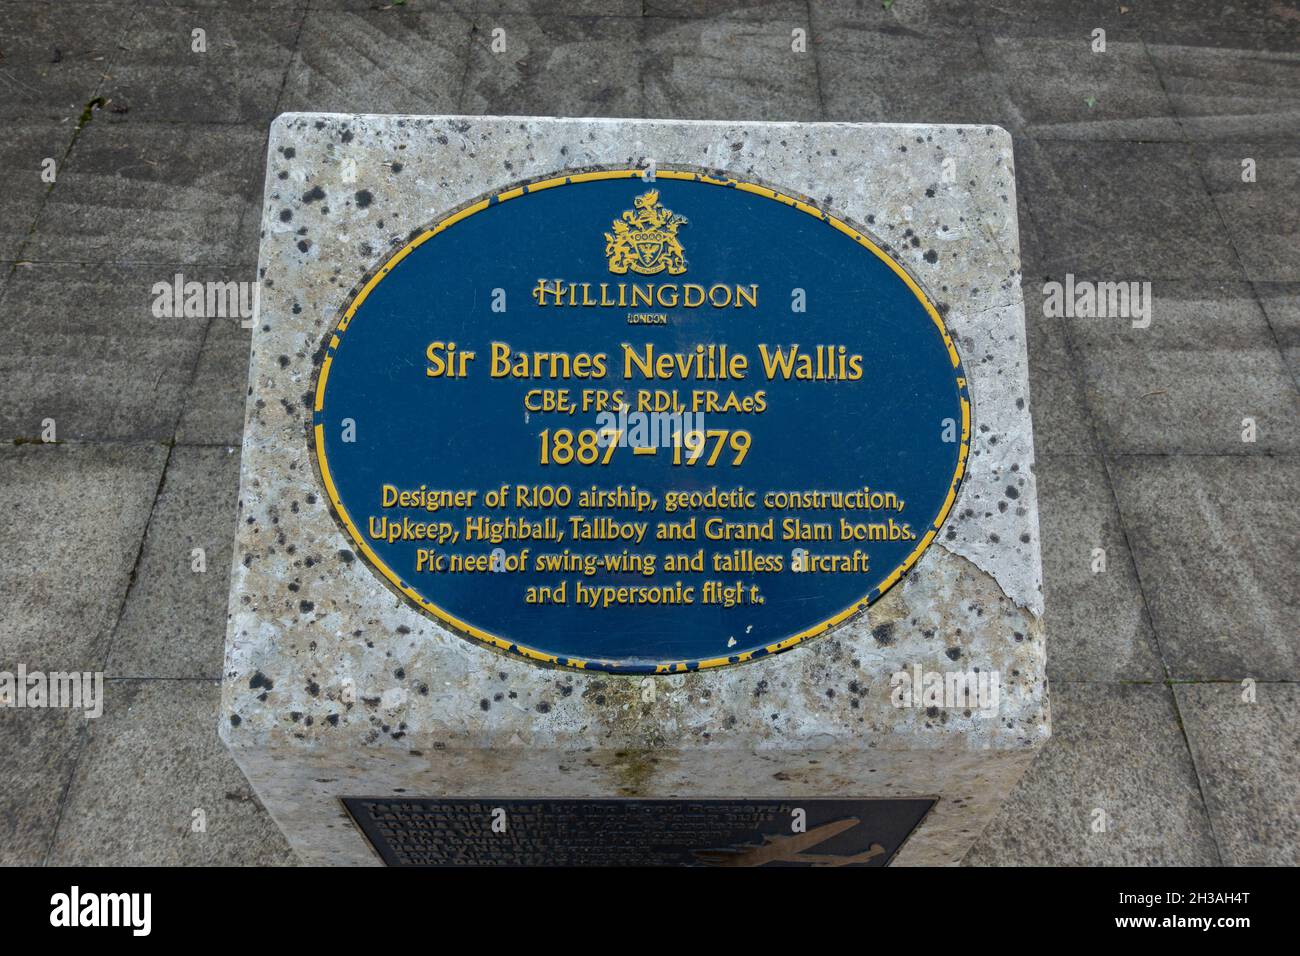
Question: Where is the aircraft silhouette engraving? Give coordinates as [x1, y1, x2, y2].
[692, 817, 887, 867]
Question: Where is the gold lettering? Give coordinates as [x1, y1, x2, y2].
[531, 279, 564, 305]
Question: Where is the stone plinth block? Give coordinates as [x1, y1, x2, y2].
[221, 114, 1047, 866]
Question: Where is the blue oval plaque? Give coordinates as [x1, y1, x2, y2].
[312, 169, 970, 673]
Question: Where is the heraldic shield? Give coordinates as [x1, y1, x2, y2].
[604, 189, 688, 276]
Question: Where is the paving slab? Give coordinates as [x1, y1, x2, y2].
[0, 443, 166, 673]
[0, 262, 213, 443]
[1149, 37, 1300, 141]
[46, 679, 297, 865]
[460, 15, 645, 117]
[1144, 2, 1300, 37]
[968, 0, 1300, 39]
[234, 138, 273, 272]
[810, 0, 973, 32]
[1076, 346, 1299, 456]
[445, 0, 641, 16]
[1024, 139, 1248, 280]
[1035, 454, 1163, 682]
[0, 121, 73, 261]
[102, 3, 304, 125]
[1175, 681, 1300, 866]
[965, 682, 1219, 865]
[1024, 310, 1100, 458]
[643, 10, 821, 122]
[48, 1, 304, 6]
[1138, 20, 1300, 55]
[1110, 455, 1299, 682]
[647, 0, 811, 20]
[133, 0, 306, 7]
[1064, 279, 1300, 455]
[1018, 138, 1245, 281]
[0, 1, 132, 123]
[814, 12, 1012, 126]
[966, 1, 1141, 34]
[303, 1, 621, 14]
[0, 706, 86, 866]
[106, 446, 242, 679]
[176, 318, 255, 446]
[980, 33, 1181, 141]
[25, 120, 265, 265]
[1012, 145, 1047, 281]
[1194, 141, 1300, 284]
[279, 7, 472, 115]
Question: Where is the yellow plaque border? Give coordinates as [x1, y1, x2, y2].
[310, 166, 972, 674]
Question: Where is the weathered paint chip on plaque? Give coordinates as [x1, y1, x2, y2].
[313, 168, 970, 673]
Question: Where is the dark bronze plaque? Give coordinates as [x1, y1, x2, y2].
[342, 796, 934, 867]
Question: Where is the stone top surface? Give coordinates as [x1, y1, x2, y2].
[221, 114, 1046, 756]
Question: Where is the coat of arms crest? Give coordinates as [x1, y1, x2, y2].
[604, 189, 688, 276]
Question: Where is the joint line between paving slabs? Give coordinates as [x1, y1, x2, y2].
[805, 0, 828, 121]
[455, 21, 482, 114]
[41, 444, 173, 864]
[6, 0, 146, 288]
[1166, 687, 1226, 865]
[249, 0, 312, 255]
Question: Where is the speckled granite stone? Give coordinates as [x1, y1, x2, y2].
[221, 114, 1048, 866]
